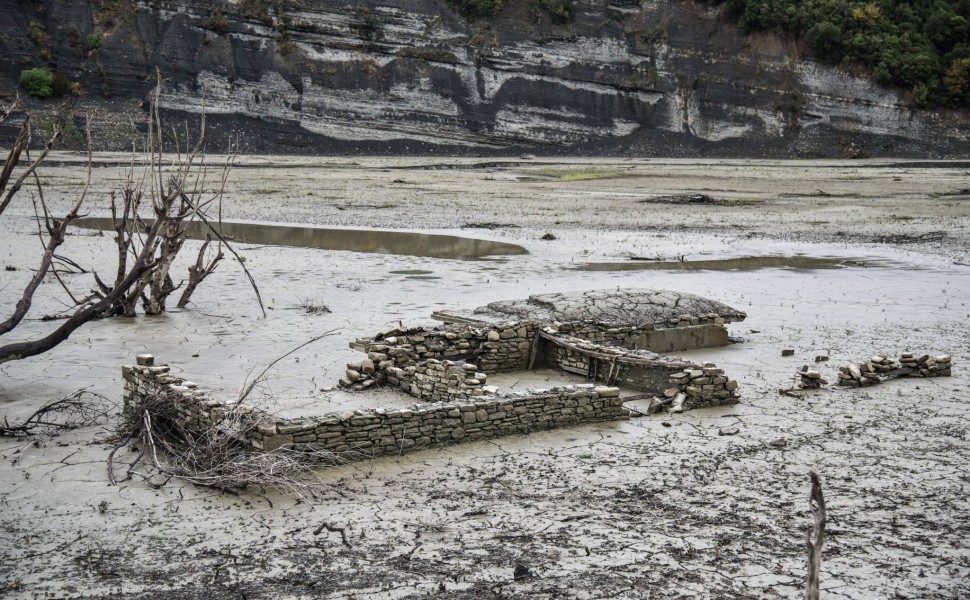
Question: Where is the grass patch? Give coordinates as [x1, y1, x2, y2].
[713, 197, 764, 206]
[521, 168, 630, 182]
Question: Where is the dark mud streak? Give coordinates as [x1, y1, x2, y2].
[574, 256, 878, 272]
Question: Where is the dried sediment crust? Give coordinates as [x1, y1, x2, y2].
[473, 288, 747, 325]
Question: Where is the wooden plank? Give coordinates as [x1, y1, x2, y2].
[618, 393, 655, 402]
[607, 358, 620, 386]
[431, 311, 490, 326]
[538, 330, 692, 368]
[559, 364, 588, 376]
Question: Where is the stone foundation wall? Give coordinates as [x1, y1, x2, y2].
[122, 359, 233, 431]
[345, 317, 733, 393]
[122, 355, 627, 459]
[554, 322, 645, 349]
[254, 385, 626, 455]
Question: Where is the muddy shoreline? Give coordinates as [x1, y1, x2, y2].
[1, 155, 968, 598]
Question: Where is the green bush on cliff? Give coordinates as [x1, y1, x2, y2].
[718, 0, 970, 107]
[19, 68, 54, 98]
[540, 0, 573, 24]
[207, 9, 230, 34]
[446, 0, 502, 20]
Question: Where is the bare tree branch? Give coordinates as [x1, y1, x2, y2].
[0, 124, 61, 218]
[0, 113, 29, 203]
[179, 192, 266, 317]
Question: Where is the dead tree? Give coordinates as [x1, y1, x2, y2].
[806, 471, 826, 600]
[0, 76, 262, 365]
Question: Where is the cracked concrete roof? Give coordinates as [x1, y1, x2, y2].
[471, 289, 747, 325]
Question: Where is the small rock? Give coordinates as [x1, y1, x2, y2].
[513, 563, 532, 580]
[768, 438, 787, 447]
[781, 349, 795, 357]
[718, 426, 740, 436]
[540, 232, 556, 240]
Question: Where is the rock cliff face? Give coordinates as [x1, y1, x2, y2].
[1, 0, 968, 156]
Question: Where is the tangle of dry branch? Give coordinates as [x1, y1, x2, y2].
[108, 389, 346, 500]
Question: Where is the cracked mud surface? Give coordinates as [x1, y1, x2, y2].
[1, 156, 969, 598]
[472, 289, 747, 325]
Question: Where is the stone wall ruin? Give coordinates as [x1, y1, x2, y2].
[121, 290, 748, 461]
[123, 354, 626, 457]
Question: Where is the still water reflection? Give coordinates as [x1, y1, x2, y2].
[73, 218, 529, 260]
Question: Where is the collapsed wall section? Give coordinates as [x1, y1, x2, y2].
[344, 320, 538, 391]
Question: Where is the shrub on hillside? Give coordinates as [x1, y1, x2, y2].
[19, 68, 54, 98]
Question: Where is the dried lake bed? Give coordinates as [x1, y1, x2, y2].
[1, 155, 969, 598]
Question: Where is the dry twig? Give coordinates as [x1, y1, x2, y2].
[314, 522, 352, 548]
[806, 471, 826, 600]
[0, 389, 112, 437]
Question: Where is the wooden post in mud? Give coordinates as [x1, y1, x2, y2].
[806, 471, 826, 600]
[528, 331, 542, 370]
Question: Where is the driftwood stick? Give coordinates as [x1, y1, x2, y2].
[314, 522, 352, 548]
[806, 471, 826, 600]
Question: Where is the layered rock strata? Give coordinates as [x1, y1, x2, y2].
[2, 0, 967, 155]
